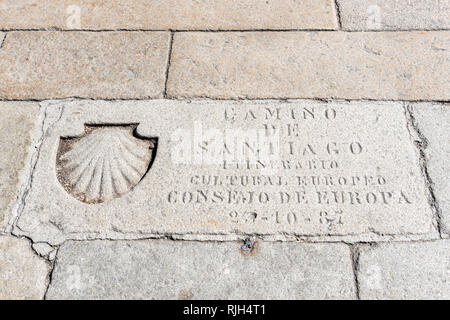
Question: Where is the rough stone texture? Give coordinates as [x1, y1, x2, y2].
[0, 236, 50, 299]
[0, 0, 338, 30]
[338, 0, 450, 31]
[0, 102, 40, 231]
[0, 32, 170, 99]
[46, 240, 355, 299]
[15, 99, 433, 244]
[358, 241, 450, 299]
[410, 103, 450, 236]
[167, 31, 450, 100]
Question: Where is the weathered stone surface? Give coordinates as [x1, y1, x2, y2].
[338, 0, 450, 31]
[0, 102, 40, 231]
[410, 103, 450, 236]
[358, 240, 450, 299]
[47, 240, 355, 299]
[167, 31, 450, 100]
[0, 0, 338, 30]
[0, 32, 170, 99]
[15, 99, 433, 244]
[0, 236, 50, 299]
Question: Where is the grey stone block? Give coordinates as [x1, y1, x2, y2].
[358, 240, 450, 299]
[47, 240, 356, 299]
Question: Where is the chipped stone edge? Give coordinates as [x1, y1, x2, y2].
[403, 102, 446, 238]
[32, 242, 58, 261]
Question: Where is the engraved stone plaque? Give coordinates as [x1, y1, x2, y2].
[15, 100, 433, 244]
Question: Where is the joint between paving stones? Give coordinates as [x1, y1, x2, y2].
[349, 244, 361, 299]
[43, 250, 58, 300]
[26, 230, 445, 248]
[2, 28, 450, 33]
[1, 97, 450, 104]
[333, 0, 343, 30]
[7, 105, 47, 232]
[403, 103, 444, 238]
[163, 32, 175, 98]
[0, 33, 6, 50]
[3, 105, 46, 234]
[9, 104, 65, 235]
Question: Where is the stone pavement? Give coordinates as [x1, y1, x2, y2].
[0, 1, 449, 300]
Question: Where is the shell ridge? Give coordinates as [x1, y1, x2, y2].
[63, 133, 106, 170]
[66, 146, 104, 183]
[117, 143, 148, 175]
[117, 133, 150, 162]
[110, 144, 130, 195]
[101, 157, 113, 200]
[113, 134, 146, 180]
[61, 132, 102, 162]
[115, 154, 140, 185]
[73, 157, 96, 194]
[86, 156, 104, 200]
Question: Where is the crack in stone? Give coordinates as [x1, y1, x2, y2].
[0, 33, 6, 50]
[9, 215, 60, 301]
[333, 0, 343, 30]
[8, 234, 57, 300]
[43, 248, 58, 300]
[403, 103, 444, 237]
[163, 31, 175, 98]
[31, 241, 57, 260]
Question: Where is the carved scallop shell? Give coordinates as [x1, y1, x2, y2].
[56, 126, 156, 204]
